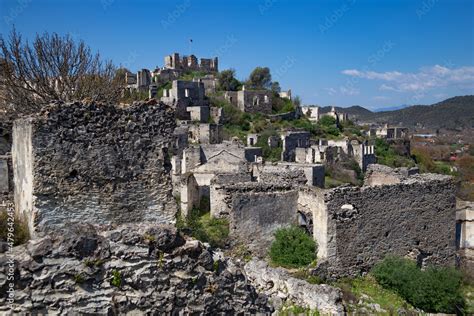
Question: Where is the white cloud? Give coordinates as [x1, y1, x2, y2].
[341, 65, 474, 93]
[340, 86, 360, 96]
[324, 87, 337, 96]
[372, 95, 389, 101]
[325, 86, 359, 96]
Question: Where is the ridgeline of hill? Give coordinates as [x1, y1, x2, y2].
[319, 96, 474, 129]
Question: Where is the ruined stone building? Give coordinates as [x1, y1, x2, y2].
[301, 106, 349, 124]
[3, 95, 462, 284]
[173, 141, 262, 215]
[224, 86, 273, 114]
[278, 89, 292, 100]
[370, 124, 409, 139]
[200, 75, 218, 95]
[187, 123, 223, 145]
[125, 69, 152, 92]
[161, 79, 209, 120]
[294, 138, 375, 172]
[301, 106, 319, 122]
[207, 163, 457, 278]
[316, 106, 349, 124]
[12, 102, 178, 236]
[281, 131, 311, 162]
[253, 162, 325, 188]
[164, 53, 218, 73]
[124, 53, 218, 100]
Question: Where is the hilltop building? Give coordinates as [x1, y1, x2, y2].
[164, 53, 218, 73]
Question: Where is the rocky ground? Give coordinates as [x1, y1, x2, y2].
[245, 260, 344, 314]
[0, 224, 274, 314]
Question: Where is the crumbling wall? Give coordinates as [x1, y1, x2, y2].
[179, 173, 200, 217]
[316, 173, 457, 278]
[456, 201, 474, 279]
[364, 164, 419, 186]
[257, 162, 325, 188]
[209, 173, 252, 218]
[237, 90, 272, 114]
[12, 119, 34, 233]
[281, 131, 310, 162]
[13, 101, 178, 235]
[298, 188, 332, 259]
[211, 182, 298, 256]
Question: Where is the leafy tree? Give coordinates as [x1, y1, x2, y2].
[270, 81, 281, 93]
[247, 66, 271, 90]
[217, 69, 240, 91]
[0, 29, 122, 116]
[269, 226, 316, 268]
[318, 115, 336, 127]
[375, 138, 415, 168]
[317, 116, 340, 137]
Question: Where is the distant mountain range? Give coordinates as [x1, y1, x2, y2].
[318, 96, 474, 129]
[372, 104, 410, 112]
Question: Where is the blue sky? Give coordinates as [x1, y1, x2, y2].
[0, 0, 473, 109]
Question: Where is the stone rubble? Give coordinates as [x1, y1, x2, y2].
[0, 224, 274, 314]
[244, 259, 345, 315]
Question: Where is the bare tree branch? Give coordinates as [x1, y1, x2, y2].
[0, 28, 125, 118]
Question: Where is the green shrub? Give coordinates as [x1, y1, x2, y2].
[269, 226, 316, 268]
[181, 210, 229, 249]
[110, 269, 122, 288]
[333, 275, 414, 313]
[255, 128, 283, 162]
[375, 139, 415, 168]
[74, 273, 85, 284]
[372, 256, 464, 313]
[278, 303, 320, 316]
[0, 210, 30, 246]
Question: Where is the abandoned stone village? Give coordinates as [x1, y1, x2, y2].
[0, 53, 473, 314]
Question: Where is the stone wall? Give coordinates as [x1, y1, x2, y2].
[310, 172, 457, 278]
[245, 260, 344, 314]
[237, 90, 272, 114]
[161, 80, 208, 120]
[210, 182, 298, 256]
[257, 162, 325, 188]
[0, 157, 9, 193]
[456, 201, 474, 279]
[298, 188, 329, 258]
[179, 173, 200, 217]
[364, 164, 419, 186]
[281, 131, 311, 162]
[12, 118, 34, 233]
[12, 101, 178, 235]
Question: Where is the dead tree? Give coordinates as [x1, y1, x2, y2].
[0, 29, 124, 117]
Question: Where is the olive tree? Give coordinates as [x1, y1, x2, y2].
[217, 69, 240, 91]
[247, 66, 271, 90]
